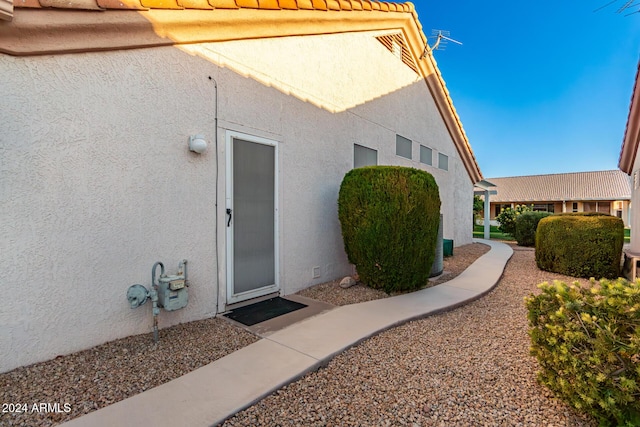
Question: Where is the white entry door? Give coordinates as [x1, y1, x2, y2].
[226, 132, 279, 304]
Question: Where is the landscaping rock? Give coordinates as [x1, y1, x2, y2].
[339, 276, 356, 289]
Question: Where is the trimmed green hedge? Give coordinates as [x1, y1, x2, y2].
[535, 213, 623, 279]
[526, 279, 640, 426]
[515, 211, 552, 247]
[337, 166, 440, 293]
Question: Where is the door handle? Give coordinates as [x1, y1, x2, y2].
[226, 208, 232, 227]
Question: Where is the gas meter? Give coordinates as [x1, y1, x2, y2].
[125, 259, 189, 343]
[157, 272, 188, 311]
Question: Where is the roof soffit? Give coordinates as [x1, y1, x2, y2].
[619, 60, 640, 175]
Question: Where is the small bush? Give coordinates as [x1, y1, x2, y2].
[337, 166, 440, 293]
[526, 279, 640, 426]
[536, 213, 624, 279]
[515, 211, 552, 247]
[496, 204, 533, 236]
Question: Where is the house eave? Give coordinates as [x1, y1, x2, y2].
[619, 60, 640, 175]
[0, 4, 483, 183]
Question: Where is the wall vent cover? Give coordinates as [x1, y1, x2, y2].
[376, 33, 419, 75]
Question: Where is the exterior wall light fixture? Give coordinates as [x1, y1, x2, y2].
[189, 135, 207, 154]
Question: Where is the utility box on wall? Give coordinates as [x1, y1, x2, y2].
[444, 239, 454, 257]
[157, 274, 188, 311]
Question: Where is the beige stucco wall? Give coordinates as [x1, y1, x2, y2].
[630, 151, 640, 251]
[1, 30, 474, 372]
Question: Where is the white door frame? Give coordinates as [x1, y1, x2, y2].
[225, 130, 279, 304]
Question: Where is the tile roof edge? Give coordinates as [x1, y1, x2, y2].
[8, 0, 414, 11]
[619, 59, 640, 175]
[486, 170, 627, 180]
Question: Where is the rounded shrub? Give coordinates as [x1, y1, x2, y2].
[526, 279, 640, 426]
[514, 211, 552, 247]
[535, 213, 623, 279]
[337, 166, 440, 293]
[495, 204, 532, 237]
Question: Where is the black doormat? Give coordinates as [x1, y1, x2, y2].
[224, 297, 307, 326]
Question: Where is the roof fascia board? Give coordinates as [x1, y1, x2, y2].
[0, 9, 410, 55]
[619, 61, 640, 175]
[0, 6, 483, 183]
[0, 0, 13, 21]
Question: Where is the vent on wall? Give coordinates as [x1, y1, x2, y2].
[376, 33, 419, 75]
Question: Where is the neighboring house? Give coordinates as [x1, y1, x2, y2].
[0, 0, 483, 373]
[619, 61, 640, 256]
[480, 171, 632, 227]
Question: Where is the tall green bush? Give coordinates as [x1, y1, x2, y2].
[535, 213, 623, 279]
[337, 166, 440, 293]
[515, 211, 552, 247]
[526, 279, 640, 426]
[496, 204, 533, 236]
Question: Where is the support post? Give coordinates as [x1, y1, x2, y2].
[484, 190, 491, 240]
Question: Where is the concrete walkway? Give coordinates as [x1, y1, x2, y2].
[62, 239, 513, 427]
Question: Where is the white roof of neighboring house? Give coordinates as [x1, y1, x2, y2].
[0, 0, 484, 183]
[486, 170, 632, 203]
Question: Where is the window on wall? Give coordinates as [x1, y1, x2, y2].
[396, 135, 412, 159]
[420, 145, 432, 166]
[353, 144, 378, 169]
[597, 202, 610, 214]
[438, 153, 448, 171]
[533, 204, 555, 213]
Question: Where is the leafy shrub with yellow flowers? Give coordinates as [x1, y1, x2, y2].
[495, 204, 532, 237]
[526, 279, 640, 426]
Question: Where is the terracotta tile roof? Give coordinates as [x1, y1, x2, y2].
[12, 0, 414, 11]
[486, 170, 632, 203]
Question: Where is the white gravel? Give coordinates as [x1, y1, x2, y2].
[222, 245, 596, 426]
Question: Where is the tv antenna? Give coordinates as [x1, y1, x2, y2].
[593, 0, 640, 16]
[420, 30, 463, 59]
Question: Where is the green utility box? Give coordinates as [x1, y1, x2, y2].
[443, 239, 454, 257]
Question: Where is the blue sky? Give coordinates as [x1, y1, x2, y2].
[412, 1, 640, 178]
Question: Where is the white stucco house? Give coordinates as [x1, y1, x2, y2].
[619, 60, 640, 278]
[0, 0, 483, 373]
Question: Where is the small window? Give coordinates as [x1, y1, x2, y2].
[420, 145, 432, 166]
[438, 153, 448, 171]
[533, 204, 555, 213]
[597, 202, 610, 214]
[353, 144, 378, 169]
[396, 135, 412, 159]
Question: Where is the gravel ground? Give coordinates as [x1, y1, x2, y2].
[0, 319, 258, 427]
[0, 243, 487, 427]
[1, 242, 597, 427]
[222, 245, 596, 427]
[297, 243, 491, 306]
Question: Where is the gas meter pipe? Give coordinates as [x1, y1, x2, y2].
[151, 262, 164, 344]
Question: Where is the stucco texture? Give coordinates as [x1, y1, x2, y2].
[1, 30, 474, 372]
[1, 49, 219, 373]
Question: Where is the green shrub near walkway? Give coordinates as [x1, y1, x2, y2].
[526, 279, 640, 426]
[514, 211, 552, 247]
[337, 166, 440, 294]
[535, 213, 623, 279]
